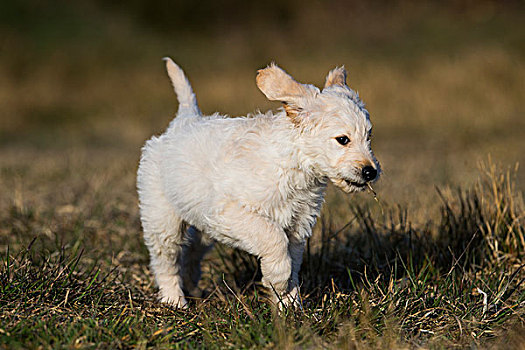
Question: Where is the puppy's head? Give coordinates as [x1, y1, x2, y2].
[257, 64, 380, 193]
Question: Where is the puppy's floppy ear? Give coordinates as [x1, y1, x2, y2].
[256, 63, 317, 120]
[324, 66, 347, 89]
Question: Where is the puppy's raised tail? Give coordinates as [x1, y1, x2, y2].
[163, 57, 201, 117]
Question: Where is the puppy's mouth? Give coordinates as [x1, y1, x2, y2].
[331, 177, 368, 193]
[345, 179, 366, 188]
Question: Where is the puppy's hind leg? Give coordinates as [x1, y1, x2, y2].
[142, 207, 188, 308]
[138, 160, 188, 308]
[181, 227, 214, 297]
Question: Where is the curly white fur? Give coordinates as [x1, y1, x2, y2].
[137, 58, 380, 308]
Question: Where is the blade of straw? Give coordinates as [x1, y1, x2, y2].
[366, 183, 384, 215]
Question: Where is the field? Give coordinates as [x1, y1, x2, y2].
[1, 1, 525, 348]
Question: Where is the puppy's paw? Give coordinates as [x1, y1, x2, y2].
[160, 293, 188, 309]
[274, 286, 303, 311]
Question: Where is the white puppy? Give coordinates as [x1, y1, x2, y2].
[137, 58, 380, 308]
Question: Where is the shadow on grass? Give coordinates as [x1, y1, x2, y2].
[207, 160, 525, 345]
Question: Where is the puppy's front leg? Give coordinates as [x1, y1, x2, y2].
[284, 199, 323, 308]
[216, 205, 292, 306]
[259, 242, 292, 304]
[285, 237, 306, 308]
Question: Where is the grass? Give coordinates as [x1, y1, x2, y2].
[1, 160, 524, 348]
[1, 1, 525, 348]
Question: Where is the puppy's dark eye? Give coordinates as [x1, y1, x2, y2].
[335, 136, 350, 146]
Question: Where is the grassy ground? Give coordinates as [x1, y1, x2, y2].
[1, 1, 525, 348]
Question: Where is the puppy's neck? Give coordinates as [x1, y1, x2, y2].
[273, 113, 328, 190]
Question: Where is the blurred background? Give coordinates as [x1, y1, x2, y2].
[1, 0, 524, 225]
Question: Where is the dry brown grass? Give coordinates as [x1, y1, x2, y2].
[2, 3, 523, 217]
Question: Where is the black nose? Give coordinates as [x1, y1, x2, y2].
[362, 166, 377, 182]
